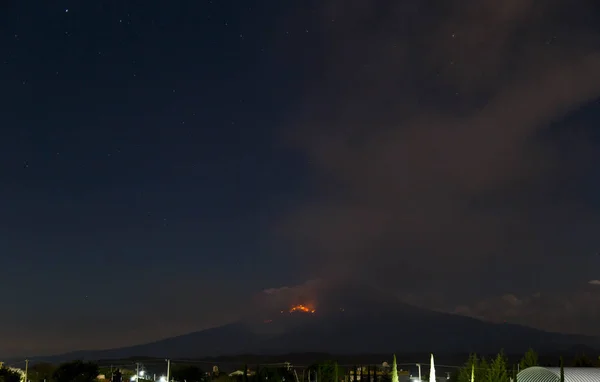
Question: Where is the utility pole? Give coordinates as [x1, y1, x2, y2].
[166, 359, 171, 382]
[416, 364, 421, 381]
[24, 360, 29, 382]
[137, 363, 140, 381]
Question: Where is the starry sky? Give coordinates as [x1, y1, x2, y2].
[2, 0, 600, 357]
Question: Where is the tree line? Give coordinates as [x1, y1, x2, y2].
[2, 350, 599, 382]
[0, 361, 98, 382]
[0, 361, 296, 382]
[452, 349, 599, 382]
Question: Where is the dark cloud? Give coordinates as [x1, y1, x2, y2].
[447, 284, 600, 336]
[276, 0, 600, 331]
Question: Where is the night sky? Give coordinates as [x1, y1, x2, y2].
[2, 0, 600, 357]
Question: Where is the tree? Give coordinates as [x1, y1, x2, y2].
[519, 349, 538, 371]
[112, 369, 123, 382]
[484, 351, 509, 382]
[243, 365, 248, 382]
[456, 354, 486, 382]
[119, 369, 135, 382]
[0, 367, 21, 382]
[573, 353, 594, 367]
[391, 355, 398, 382]
[317, 361, 341, 382]
[53, 360, 99, 382]
[480, 359, 490, 382]
[171, 365, 205, 382]
[260, 366, 291, 382]
[27, 363, 57, 382]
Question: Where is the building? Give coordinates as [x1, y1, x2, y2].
[517, 366, 600, 382]
[347, 367, 409, 382]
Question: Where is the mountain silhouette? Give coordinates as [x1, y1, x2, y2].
[34, 296, 600, 362]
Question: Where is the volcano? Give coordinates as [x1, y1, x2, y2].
[36, 291, 600, 361]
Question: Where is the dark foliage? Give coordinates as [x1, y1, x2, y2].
[53, 360, 99, 382]
[0, 367, 21, 382]
[171, 365, 205, 382]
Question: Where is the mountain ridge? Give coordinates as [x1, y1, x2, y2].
[18, 300, 600, 363]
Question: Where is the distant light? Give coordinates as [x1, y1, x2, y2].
[159, 377, 167, 382]
[130, 377, 136, 381]
[139, 371, 145, 377]
[65, 8, 69, 12]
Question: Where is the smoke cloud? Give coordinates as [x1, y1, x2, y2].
[275, 0, 600, 334]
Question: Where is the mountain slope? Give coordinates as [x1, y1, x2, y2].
[39, 301, 600, 361]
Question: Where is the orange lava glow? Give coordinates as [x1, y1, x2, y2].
[289, 304, 316, 313]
